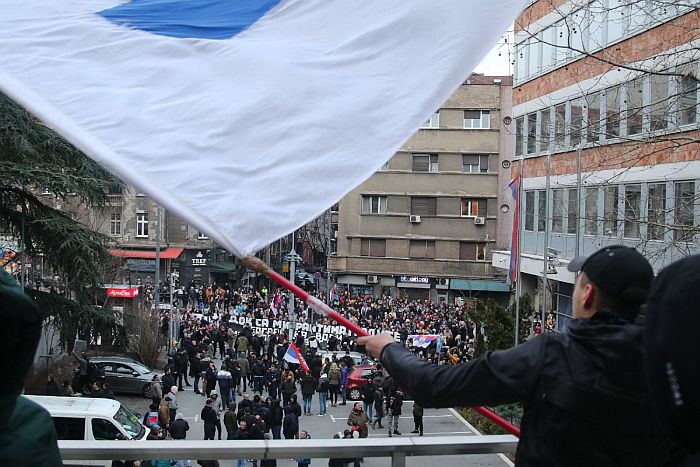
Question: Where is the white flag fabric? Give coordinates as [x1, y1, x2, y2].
[0, 0, 525, 257]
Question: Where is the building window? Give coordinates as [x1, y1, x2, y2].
[110, 213, 121, 236]
[554, 103, 566, 149]
[107, 184, 122, 196]
[623, 184, 641, 238]
[540, 108, 551, 152]
[674, 181, 696, 241]
[422, 111, 440, 128]
[526, 112, 537, 154]
[360, 238, 386, 257]
[197, 232, 209, 239]
[648, 183, 667, 240]
[463, 110, 490, 129]
[462, 155, 489, 173]
[411, 197, 437, 216]
[461, 198, 486, 218]
[515, 117, 524, 157]
[412, 154, 438, 172]
[525, 191, 535, 231]
[516, 42, 528, 83]
[605, 86, 621, 138]
[537, 190, 547, 232]
[459, 242, 486, 261]
[603, 186, 619, 235]
[552, 189, 564, 233]
[570, 98, 584, 147]
[587, 92, 601, 143]
[409, 240, 435, 259]
[584, 187, 599, 235]
[649, 74, 669, 131]
[607, 1, 626, 44]
[567, 188, 579, 234]
[626, 78, 644, 136]
[362, 195, 387, 215]
[678, 63, 698, 126]
[136, 211, 149, 237]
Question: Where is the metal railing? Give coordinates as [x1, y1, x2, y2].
[60, 436, 518, 466]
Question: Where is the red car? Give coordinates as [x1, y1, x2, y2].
[346, 364, 377, 401]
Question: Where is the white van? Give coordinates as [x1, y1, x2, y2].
[25, 395, 147, 466]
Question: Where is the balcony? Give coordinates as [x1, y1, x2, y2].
[59, 436, 518, 466]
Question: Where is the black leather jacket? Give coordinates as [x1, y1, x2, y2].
[381, 310, 680, 467]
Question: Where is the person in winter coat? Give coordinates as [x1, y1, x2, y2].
[201, 399, 218, 440]
[317, 374, 329, 416]
[217, 364, 233, 404]
[189, 353, 202, 395]
[340, 363, 349, 405]
[251, 357, 266, 395]
[300, 373, 317, 416]
[372, 386, 385, 429]
[294, 430, 312, 467]
[386, 389, 403, 437]
[150, 374, 163, 404]
[411, 402, 423, 436]
[269, 399, 284, 439]
[205, 362, 218, 398]
[265, 364, 280, 401]
[282, 406, 299, 440]
[346, 402, 369, 439]
[159, 397, 171, 430]
[237, 355, 250, 393]
[162, 368, 176, 394]
[169, 412, 190, 440]
[166, 387, 178, 423]
[236, 334, 250, 357]
[360, 378, 374, 421]
[174, 348, 190, 389]
[224, 402, 238, 440]
[287, 394, 302, 418]
[327, 363, 341, 407]
[280, 374, 297, 406]
[46, 374, 62, 396]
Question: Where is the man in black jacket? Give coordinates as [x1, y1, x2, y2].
[358, 245, 681, 466]
[201, 399, 218, 440]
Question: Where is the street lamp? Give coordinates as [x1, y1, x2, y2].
[284, 240, 302, 341]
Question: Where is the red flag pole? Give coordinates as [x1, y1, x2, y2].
[243, 256, 521, 438]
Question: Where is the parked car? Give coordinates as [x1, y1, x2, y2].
[346, 364, 378, 401]
[77, 356, 161, 398]
[321, 351, 374, 367]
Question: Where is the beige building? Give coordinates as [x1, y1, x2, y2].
[328, 75, 514, 303]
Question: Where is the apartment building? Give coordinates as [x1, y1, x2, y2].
[492, 0, 699, 328]
[328, 75, 514, 303]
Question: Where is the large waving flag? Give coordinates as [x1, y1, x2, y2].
[283, 342, 309, 373]
[508, 176, 521, 285]
[0, 0, 525, 257]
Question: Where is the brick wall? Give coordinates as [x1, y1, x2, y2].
[515, 0, 567, 33]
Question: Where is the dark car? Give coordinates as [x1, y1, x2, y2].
[78, 356, 161, 398]
[346, 365, 378, 401]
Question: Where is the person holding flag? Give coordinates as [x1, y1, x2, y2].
[283, 342, 310, 374]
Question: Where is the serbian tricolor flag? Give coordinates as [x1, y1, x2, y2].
[0, 0, 526, 257]
[283, 342, 309, 373]
[508, 176, 520, 285]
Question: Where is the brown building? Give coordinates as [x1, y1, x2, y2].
[492, 1, 700, 329]
[328, 75, 514, 303]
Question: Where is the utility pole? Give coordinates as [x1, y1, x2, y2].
[514, 158, 524, 347]
[154, 206, 161, 316]
[326, 208, 332, 302]
[287, 233, 298, 341]
[541, 153, 551, 327]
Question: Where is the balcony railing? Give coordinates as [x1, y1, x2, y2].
[60, 436, 518, 466]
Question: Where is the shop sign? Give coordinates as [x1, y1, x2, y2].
[127, 259, 156, 272]
[192, 251, 208, 266]
[397, 275, 430, 284]
[107, 287, 139, 298]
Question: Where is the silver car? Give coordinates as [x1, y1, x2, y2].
[88, 357, 161, 398]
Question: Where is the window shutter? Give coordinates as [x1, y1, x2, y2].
[479, 155, 489, 172]
[463, 154, 479, 165]
[370, 239, 386, 257]
[464, 110, 480, 120]
[426, 241, 436, 259]
[360, 239, 369, 256]
[412, 155, 429, 172]
[460, 242, 476, 260]
[411, 197, 436, 216]
[409, 240, 423, 258]
[478, 199, 488, 218]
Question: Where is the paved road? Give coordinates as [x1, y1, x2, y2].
[117, 357, 512, 467]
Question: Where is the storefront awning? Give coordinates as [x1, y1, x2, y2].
[450, 279, 510, 292]
[209, 262, 237, 273]
[110, 247, 184, 259]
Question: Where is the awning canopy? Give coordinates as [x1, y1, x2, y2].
[110, 247, 184, 259]
[449, 279, 510, 292]
[209, 262, 237, 273]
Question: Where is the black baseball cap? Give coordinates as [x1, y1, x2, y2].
[567, 245, 653, 314]
[645, 255, 700, 453]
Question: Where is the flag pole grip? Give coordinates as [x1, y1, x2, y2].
[242, 255, 521, 438]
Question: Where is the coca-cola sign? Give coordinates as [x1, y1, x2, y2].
[107, 288, 139, 298]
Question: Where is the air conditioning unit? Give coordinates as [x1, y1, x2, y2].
[437, 278, 449, 286]
[474, 216, 486, 225]
[367, 275, 379, 284]
[409, 215, 422, 223]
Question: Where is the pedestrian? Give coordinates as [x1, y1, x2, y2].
[386, 389, 402, 437]
[166, 386, 178, 423]
[269, 399, 283, 440]
[360, 377, 374, 422]
[159, 397, 171, 431]
[411, 402, 423, 436]
[265, 363, 280, 401]
[210, 392, 223, 440]
[372, 386, 384, 429]
[339, 362, 348, 405]
[150, 374, 163, 404]
[327, 363, 341, 407]
[233, 420, 250, 467]
[346, 402, 369, 439]
[175, 347, 190, 390]
[301, 372, 317, 416]
[46, 374, 62, 396]
[190, 352, 202, 395]
[205, 361, 218, 398]
[170, 412, 190, 439]
[144, 402, 160, 428]
[282, 406, 299, 440]
[162, 367, 176, 394]
[317, 373, 329, 416]
[201, 398, 218, 440]
[281, 374, 296, 407]
[358, 245, 681, 466]
[294, 430, 312, 467]
[238, 354, 250, 393]
[217, 364, 233, 404]
[224, 402, 238, 439]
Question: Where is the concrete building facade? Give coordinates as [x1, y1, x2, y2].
[329, 75, 514, 303]
[492, 0, 700, 329]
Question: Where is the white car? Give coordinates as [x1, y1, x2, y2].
[320, 351, 374, 366]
